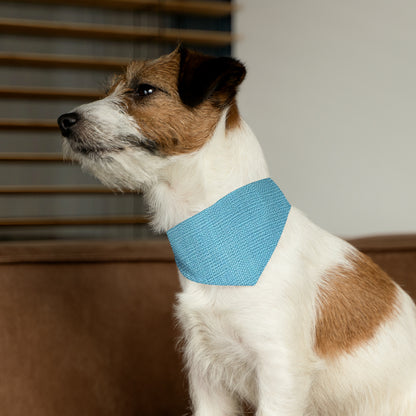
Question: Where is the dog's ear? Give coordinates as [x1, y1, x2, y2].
[177, 46, 246, 108]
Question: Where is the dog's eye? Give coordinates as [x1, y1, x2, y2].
[134, 84, 156, 97]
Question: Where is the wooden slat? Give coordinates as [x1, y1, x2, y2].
[7, 0, 234, 17]
[0, 52, 130, 70]
[0, 153, 64, 162]
[0, 186, 134, 195]
[151, 0, 234, 17]
[0, 215, 148, 226]
[0, 120, 58, 131]
[0, 86, 101, 101]
[0, 18, 233, 47]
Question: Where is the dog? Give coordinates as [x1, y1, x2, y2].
[58, 46, 416, 415]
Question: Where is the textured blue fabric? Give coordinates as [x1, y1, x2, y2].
[167, 178, 291, 286]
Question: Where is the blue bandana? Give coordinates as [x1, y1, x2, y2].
[167, 178, 291, 286]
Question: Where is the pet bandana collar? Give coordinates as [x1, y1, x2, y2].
[167, 178, 291, 286]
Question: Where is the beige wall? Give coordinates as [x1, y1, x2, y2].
[235, 0, 416, 237]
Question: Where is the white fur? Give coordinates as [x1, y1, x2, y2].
[63, 98, 416, 415]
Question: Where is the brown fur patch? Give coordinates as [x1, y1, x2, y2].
[315, 251, 398, 358]
[106, 48, 245, 156]
[225, 98, 241, 130]
[108, 50, 227, 156]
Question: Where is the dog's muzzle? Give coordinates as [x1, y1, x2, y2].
[57, 112, 80, 137]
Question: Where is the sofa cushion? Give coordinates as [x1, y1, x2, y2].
[0, 236, 414, 415]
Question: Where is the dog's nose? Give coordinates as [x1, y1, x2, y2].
[57, 112, 80, 137]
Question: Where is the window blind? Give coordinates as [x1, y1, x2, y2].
[0, 0, 234, 240]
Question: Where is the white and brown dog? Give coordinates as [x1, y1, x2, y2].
[58, 47, 416, 415]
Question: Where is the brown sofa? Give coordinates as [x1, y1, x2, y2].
[0, 236, 415, 416]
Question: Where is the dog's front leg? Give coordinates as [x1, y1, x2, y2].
[254, 349, 312, 416]
[188, 368, 240, 416]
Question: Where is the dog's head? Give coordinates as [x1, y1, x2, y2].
[58, 46, 246, 191]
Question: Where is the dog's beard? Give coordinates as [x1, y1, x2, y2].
[63, 138, 166, 193]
